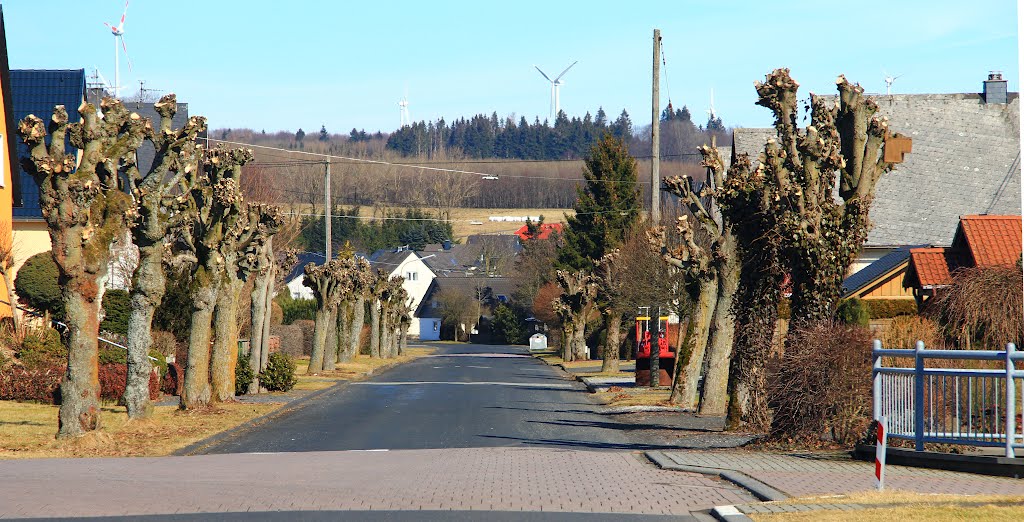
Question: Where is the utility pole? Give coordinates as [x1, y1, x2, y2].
[324, 158, 332, 261]
[650, 29, 661, 225]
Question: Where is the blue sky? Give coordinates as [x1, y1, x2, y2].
[3, 1, 1018, 134]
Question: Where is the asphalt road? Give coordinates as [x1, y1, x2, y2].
[203, 342, 644, 453]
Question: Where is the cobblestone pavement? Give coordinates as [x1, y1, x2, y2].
[658, 450, 1024, 497]
[0, 448, 755, 518]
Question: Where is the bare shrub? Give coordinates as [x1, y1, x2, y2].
[930, 265, 1023, 349]
[882, 315, 941, 349]
[767, 322, 873, 446]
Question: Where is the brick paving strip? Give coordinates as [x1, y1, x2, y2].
[0, 448, 755, 518]
[647, 450, 1024, 521]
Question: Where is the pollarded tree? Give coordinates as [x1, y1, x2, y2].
[754, 69, 905, 327]
[344, 262, 375, 359]
[247, 247, 294, 393]
[177, 147, 254, 409]
[18, 98, 144, 437]
[304, 258, 348, 374]
[658, 144, 739, 414]
[122, 94, 206, 418]
[553, 269, 598, 362]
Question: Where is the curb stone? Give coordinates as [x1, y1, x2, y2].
[645, 451, 789, 502]
[172, 357, 412, 456]
[711, 505, 755, 522]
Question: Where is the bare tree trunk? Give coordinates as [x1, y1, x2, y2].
[601, 308, 621, 373]
[336, 300, 351, 362]
[182, 284, 216, 409]
[58, 285, 103, 437]
[349, 295, 366, 358]
[0, 268, 18, 332]
[248, 271, 271, 394]
[561, 324, 574, 361]
[211, 279, 243, 402]
[369, 299, 381, 358]
[123, 243, 162, 418]
[698, 238, 740, 417]
[308, 305, 331, 373]
[572, 313, 588, 360]
[671, 277, 717, 409]
[259, 275, 273, 378]
[399, 327, 408, 355]
[323, 306, 338, 370]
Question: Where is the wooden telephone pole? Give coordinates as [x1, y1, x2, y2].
[650, 29, 661, 225]
[324, 158, 332, 261]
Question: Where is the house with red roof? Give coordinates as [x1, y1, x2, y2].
[513, 222, 563, 241]
[904, 215, 1022, 305]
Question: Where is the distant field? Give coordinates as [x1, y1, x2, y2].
[445, 207, 573, 239]
[282, 203, 574, 241]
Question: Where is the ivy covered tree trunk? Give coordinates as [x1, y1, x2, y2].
[727, 260, 783, 429]
[18, 99, 141, 438]
[671, 277, 717, 408]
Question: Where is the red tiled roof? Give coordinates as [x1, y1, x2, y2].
[514, 223, 564, 240]
[907, 247, 956, 287]
[958, 215, 1023, 267]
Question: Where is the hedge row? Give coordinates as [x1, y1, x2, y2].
[0, 364, 160, 404]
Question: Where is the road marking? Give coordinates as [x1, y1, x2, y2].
[423, 354, 531, 358]
[351, 381, 575, 389]
[466, 365, 492, 369]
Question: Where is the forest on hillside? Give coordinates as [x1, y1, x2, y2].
[216, 103, 730, 212]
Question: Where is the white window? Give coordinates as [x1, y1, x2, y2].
[433, 321, 439, 332]
[405, 271, 418, 281]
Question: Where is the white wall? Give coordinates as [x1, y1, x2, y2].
[383, 252, 436, 339]
[287, 276, 314, 300]
[418, 318, 441, 341]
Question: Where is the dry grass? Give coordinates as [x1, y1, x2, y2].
[594, 387, 672, 407]
[0, 401, 281, 459]
[751, 491, 1024, 521]
[576, 371, 635, 378]
[444, 207, 572, 239]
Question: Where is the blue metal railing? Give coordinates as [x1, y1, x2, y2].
[872, 340, 1023, 458]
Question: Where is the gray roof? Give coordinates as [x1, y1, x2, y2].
[841, 246, 922, 297]
[283, 252, 326, 283]
[731, 91, 1021, 248]
[368, 249, 417, 272]
[415, 277, 517, 318]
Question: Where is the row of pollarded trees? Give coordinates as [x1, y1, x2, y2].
[650, 69, 906, 431]
[304, 256, 412, 375]
[18, 95, 286, 438]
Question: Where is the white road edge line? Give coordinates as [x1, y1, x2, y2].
[350, 381, 575, 388]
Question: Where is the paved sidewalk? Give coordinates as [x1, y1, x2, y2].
[654, 450, 1024, 497]
[0, 448, 754, 518]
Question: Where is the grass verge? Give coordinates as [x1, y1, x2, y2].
[750, 491, 1024, 521]
[594, 387, 673, 407]
[0, 401, 281, 459]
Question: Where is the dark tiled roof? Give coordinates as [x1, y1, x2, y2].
[283, 252, 326, 283]
[10, 69, 85, 219]
[841, 246, 921, 297]
[731, 91, 1022, 248]
[415, 277, 517, 318]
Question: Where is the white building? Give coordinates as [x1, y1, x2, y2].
[368, 248, 437, 340]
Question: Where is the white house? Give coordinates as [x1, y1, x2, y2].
[368, 248, 437, 340]
[283, 252, 328, 301]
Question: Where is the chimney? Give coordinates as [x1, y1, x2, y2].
[983, 71, 1007, 104]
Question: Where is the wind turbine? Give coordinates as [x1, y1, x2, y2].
[883, 71, 902, 95]
[706, 88, 717, 122]
[103, 0, 132, 99]
[399, 90, 410, 127]
[534, 61, 577, 119]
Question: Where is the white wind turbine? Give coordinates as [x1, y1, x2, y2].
[399, 91, 411, 127]
[706, 88, 718, 122]
[534, 61, 577, 119]
[883, 71, 902, 95]
[103, 0, 133, 99]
